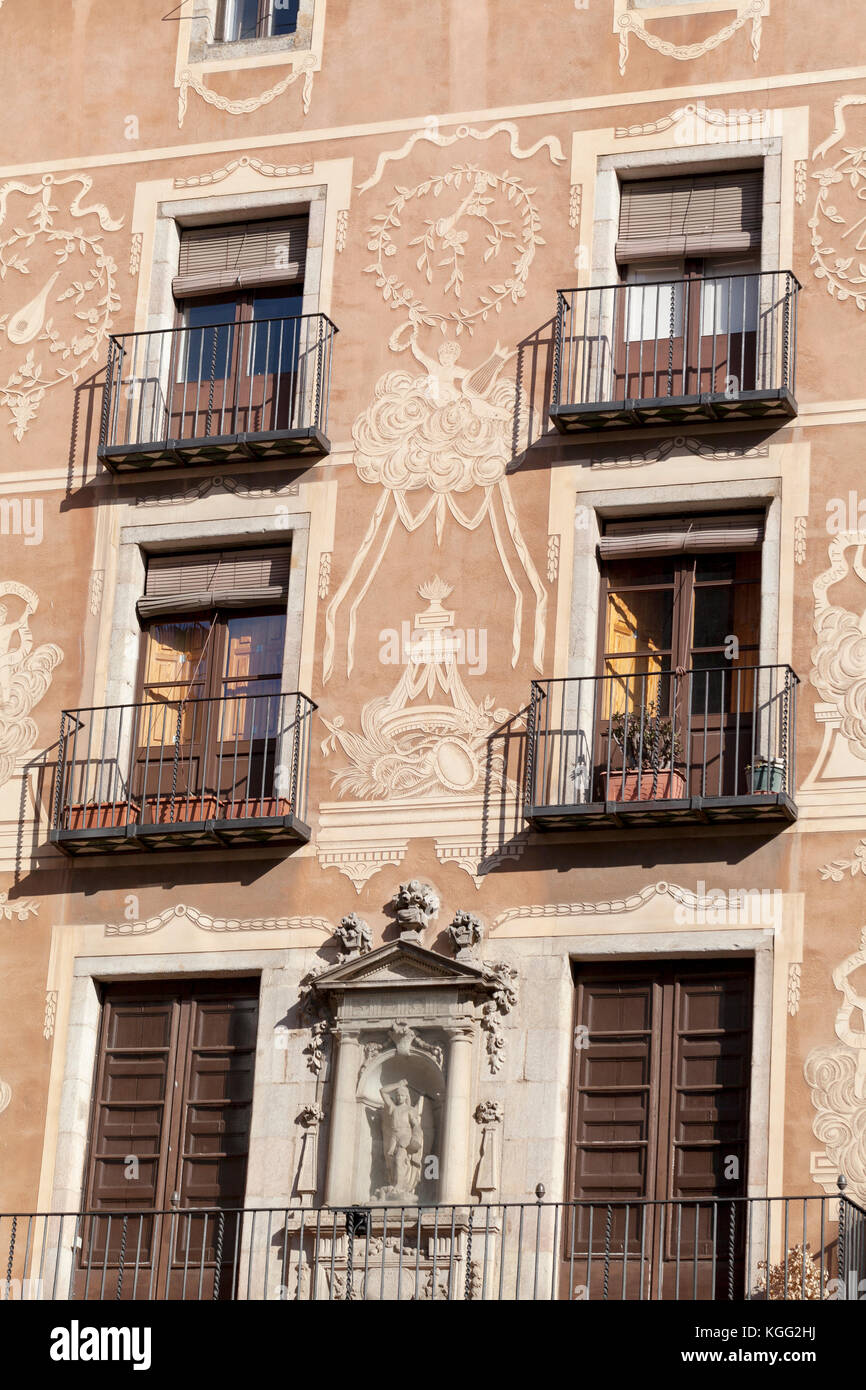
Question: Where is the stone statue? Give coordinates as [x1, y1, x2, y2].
[378, 1081, 424, 1199]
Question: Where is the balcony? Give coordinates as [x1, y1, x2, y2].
[526, 665, 798, 831]
[2, 1194, 862, 1300]
[550, 271, 799, 432]
[50, 689, 315, 854]
[98, 312, 337, 471]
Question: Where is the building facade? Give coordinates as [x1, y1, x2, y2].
[1, 0, 865, 1300]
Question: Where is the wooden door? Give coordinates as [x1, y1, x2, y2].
[76, 980, 259, 1300]
[563, 961, 752, 1300]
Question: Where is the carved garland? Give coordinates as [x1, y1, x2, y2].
[364, 164, 544, 338]
[105, 903, 332, 936]
[616, 0, 766, 76]
[173, 155, 314, 190]
[177, 54, 316, 129]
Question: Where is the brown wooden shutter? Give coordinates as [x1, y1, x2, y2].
[598, 513, 765, 560]
[616, 171, 763, 263]
[173, 218, 308, 299]
[138, 546, 292, 619]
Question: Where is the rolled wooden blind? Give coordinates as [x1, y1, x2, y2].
[616, 172, 763, 263]
[598, 513, 765, 560]
[173, 218, 307, 299]
[138, 546, 291, 618]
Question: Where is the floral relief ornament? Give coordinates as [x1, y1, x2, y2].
[0, 173, 122, 440]
[177, 52, 316, 129]
[0, 583, 63, 790]
[809, 96, 866, 312]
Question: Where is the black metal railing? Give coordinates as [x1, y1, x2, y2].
[50, 689, 316, 849]
[551, 271, 799, 429]
[2, 1195, 862, 1301]
[526, 665, 798, 824]
[99, 312, 337, 466]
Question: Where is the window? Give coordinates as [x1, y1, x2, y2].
[599, 514, 763, 713]
[565, 960, 753, 1298]
[616, 172, 763, 399]
[171, 217, 307, 434]
[217, 0, 299, 42]
[133, 547, 291, 814]
[78, 979, 259, 1299]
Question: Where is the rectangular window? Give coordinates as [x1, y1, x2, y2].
[78, 979, 259, 1299]
[564, 959, 753, 1298]
[217, 0, 300, 42]
[133, 548, 290, 814]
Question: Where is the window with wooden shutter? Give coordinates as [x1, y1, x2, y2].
[138, 546, 292, 619]
[564, 960, 753, 1298]
[78, 979, 259, 1299]
[616, 171, 763, 263]
[173, 218, 308, 300]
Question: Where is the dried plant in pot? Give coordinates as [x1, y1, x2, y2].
[602, 702, 686, 803]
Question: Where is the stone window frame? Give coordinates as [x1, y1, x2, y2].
[146, 183, 327, 335]
[591, 136, 783, 285]
[103, 510, 310, 712]
[567, 478, 783, 683]
[48, 950, 291, 1216]
[175, 0, 326, 78]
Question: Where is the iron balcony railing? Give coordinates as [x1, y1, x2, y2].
[2, 1195, 863, 1301]
[526, 664, 798, 828]
[50, 689, 316, 853]
[99, 312, 337, 469]
[551, 270, 800, 430]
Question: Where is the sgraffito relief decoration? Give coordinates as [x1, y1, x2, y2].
[173, 155, 314, 190]
[591, 435, 768, 469]
[134, 475, 299, 507]
[356, 122, 566, 195]
[43, 989, 58, 1040]
[805, 926, 866, 1202]
[0, 174, 122, 440]
[105, 903, 332, 937]
[0, 888, 39, 919]
[802, 536, 866, 792]
[323, 162, 548, 682]
[0, 1079, 10, 1117]
[819, 840, 866, 881]
[177, 51, 317, 129]
[321, 580, 514, 800]
[0, 583, 63, 789]
[614, 0, 768, 76]
[788, 963, 802, 1017]
[614, 101, 772, 140]
[794, 517, 807, 565]
[128, 233, 142, 277]
[809, 96, 866, 313]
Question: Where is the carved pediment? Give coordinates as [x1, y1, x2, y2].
[312, 939, 491, 994]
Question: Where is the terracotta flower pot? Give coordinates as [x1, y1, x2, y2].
[64, 801, 138, 831]
[601, 769, 687, 803]
[219, 796, 293, 821]
[141, 795, 221, 825]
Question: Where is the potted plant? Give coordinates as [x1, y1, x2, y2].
[746, 756, 786, 794]
[603, 702, 686, 803]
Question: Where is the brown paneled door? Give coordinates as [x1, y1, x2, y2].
[76, 979, 259, 1300]
[563, 961, 752, 1300]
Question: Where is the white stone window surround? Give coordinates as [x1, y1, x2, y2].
[148, 184, 328, 336]
[567, 478, 782, 683]
[104, 510, 310, 712]
[175, 0, 325, 76]
[558, 931, 776, 1201]
[47, 949, 304, 1217]
[592, 137, 784, 288]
